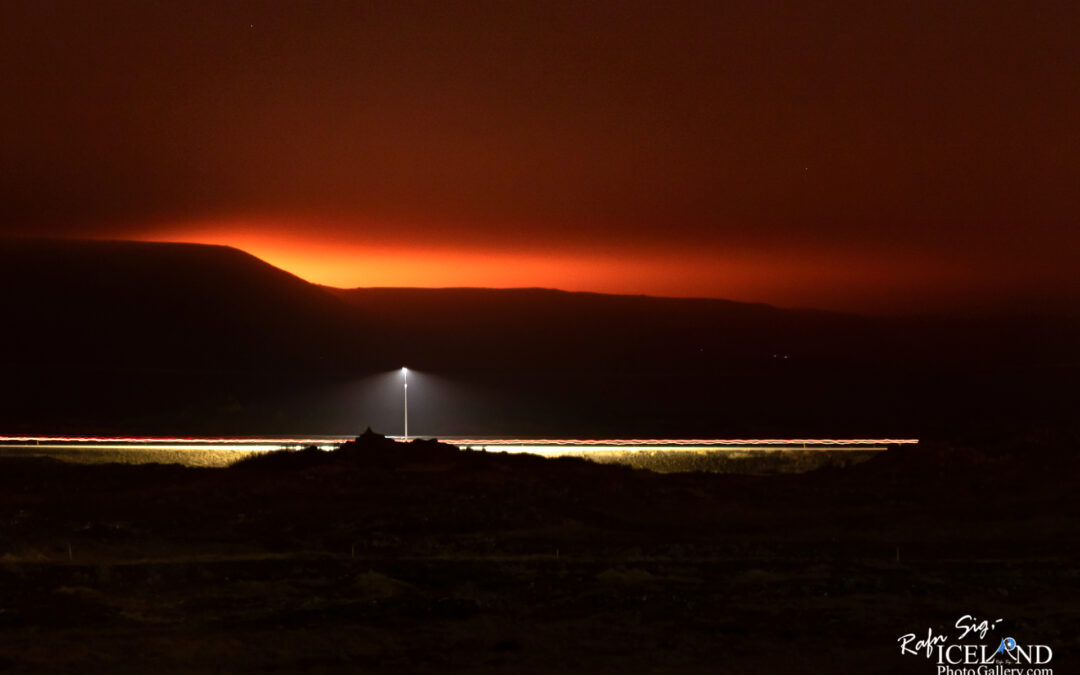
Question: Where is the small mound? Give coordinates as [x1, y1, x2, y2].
[230, 428, 465, 472]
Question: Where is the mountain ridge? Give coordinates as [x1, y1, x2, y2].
[1, 237, 1075, 437]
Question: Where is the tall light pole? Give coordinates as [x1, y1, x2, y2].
[402, 367, 408, 441]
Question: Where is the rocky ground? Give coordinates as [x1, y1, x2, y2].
[0, 430, 1076, 673]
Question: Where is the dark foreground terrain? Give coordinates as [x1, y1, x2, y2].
[0, 431, 1076, 674]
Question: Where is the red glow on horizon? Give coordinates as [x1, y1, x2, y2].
[122, 218, 991, 313]
[130, 220, 783, 295]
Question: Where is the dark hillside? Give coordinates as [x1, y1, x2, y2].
[0, 239, 374, 433]
[0, 239, 1075, 437]
[0, 238, 362, 371]
[330, 287, 1080, 438]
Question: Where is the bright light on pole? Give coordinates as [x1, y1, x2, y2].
[402, 367, 408, 441]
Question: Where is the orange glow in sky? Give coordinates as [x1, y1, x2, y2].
[125, 218, 1000, 314]
[5, 3, 1080, 316]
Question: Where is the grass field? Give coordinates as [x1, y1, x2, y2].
[0, 443, 885, 473]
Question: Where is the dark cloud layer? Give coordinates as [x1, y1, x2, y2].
[2, 1, 1078, 311]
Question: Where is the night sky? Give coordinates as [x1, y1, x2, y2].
[2, 1, 1078, 313]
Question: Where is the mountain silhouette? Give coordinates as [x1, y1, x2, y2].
[0, 238, 363, 371]
[0, 238, 1075, 437]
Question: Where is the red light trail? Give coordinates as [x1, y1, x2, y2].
[0, 435, 918, 448]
